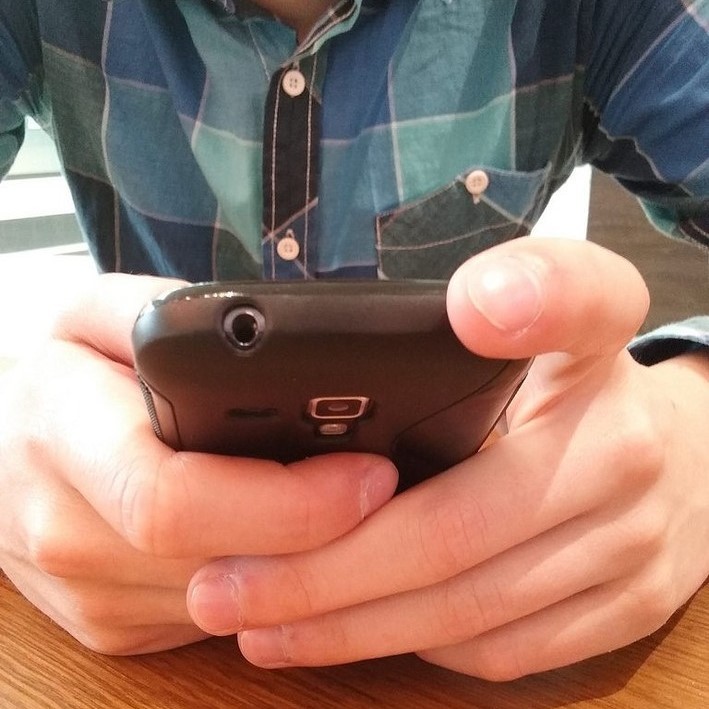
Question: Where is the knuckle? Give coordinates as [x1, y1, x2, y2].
[281, 486, 320, 550]
[27, 533, 72, 578]
[73, 626, 137, 656]
[435, 584, 481, 645]
[469, 637, 528, 682]
[414, 494, 490, 579]
[25, 505, 79, 579]
[49, 588, 135, 656]
[284, 563, 320, 618]
[7, 404, 55, 476]
[609, 406, 665, 487]
[117, 452, 186, 557]
[621, 504, 668, 561]
[435, 576, 507, 645]
[70, 594, 119, 631]
[624, 571, 676, 633]
[280, 458, 355, 551]
[275, 458, 348, 551]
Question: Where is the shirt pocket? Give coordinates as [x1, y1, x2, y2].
[375, 164, 552, 280]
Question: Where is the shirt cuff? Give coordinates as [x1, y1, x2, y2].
[629, 316, 709, 366]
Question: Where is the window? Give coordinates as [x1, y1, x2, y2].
[0, 120, 94, 362]
[0, 119, 84, 254]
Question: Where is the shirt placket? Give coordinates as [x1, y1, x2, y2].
[261, 54, 322, 279]
[260, 0, 358, 280]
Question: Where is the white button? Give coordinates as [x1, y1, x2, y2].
[282, 69, 306, 97]
[465, 170, 489, 203]
[276, 234, 300, 261]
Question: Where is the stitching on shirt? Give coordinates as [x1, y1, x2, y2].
[507, 27, 517, 171]
[376, 220, 524, 253]
[262, 197, 319, 240]
[269, 72, 281, 279]
[211, 208, 221, 279]
[685, 218, 709, 239]
[100, 1, 120, 272]
[194, 75, 215, 277]
[106, 75, 171, 94]
[247, 21, 271, 81]
[387, 62, 404, 204]
[191, 76, 210, 151]
[606, 10, 687, 107]
[299, 0, 358, 53]
[678, 217, 709, 251]
[304, 53, 318, 276]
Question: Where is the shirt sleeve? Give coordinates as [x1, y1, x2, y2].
[0, 0, 44, 180]
[630, 317, 709, 365]
[581, 0, 709, 363]
[581, 0, 709, 251]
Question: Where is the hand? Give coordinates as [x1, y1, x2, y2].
[0, 274, 397, 655]
[187, 238, 709, 680]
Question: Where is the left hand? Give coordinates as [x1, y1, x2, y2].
[186, 238, 709, 680]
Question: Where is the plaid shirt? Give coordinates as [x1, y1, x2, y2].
[1, 0, 708, 356]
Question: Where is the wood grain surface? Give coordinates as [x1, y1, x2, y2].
[1, 571, 707, 709]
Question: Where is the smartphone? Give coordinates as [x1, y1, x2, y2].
[132, 281, 530, 491]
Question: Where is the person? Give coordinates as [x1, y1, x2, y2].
[1, 0, 707, 681]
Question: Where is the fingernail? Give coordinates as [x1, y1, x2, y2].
[466, 256, 545, 333]
[189, 574, 243, 635]
[360, 461, 398, 519]
[239, 627, 291, 669]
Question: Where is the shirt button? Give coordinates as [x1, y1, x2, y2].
[276, 233, 300, 261]
[282, 69, 306, 97]
[465, 169, 489, 203]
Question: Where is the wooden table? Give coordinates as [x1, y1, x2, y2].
[1, 572, 706, 709]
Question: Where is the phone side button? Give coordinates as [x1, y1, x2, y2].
[140, 382, 182, 450]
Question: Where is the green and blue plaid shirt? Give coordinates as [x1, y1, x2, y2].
[1, 0, 708, 356]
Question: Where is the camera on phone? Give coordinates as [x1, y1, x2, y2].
[307, 397, 371, 437]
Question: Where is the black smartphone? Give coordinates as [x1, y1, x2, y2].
[132, 281, 530, 491]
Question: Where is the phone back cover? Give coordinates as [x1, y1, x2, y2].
[133, 281, 530, 489]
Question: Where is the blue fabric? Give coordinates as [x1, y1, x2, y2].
[0, 1, 707, 287]
[2, 0, 707, 360]
[1, 0, 707, 280]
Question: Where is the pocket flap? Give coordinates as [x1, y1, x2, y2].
[376, 164, 551, 279]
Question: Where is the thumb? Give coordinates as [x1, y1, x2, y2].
[446, 238, 650, 364]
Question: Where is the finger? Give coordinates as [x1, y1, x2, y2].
[205, 495, 654, 665]
[71, 617, 208, 656]
[41, 339, 397, 557]
[94, 624, 210, 656]
[36, 274, 399, 557]
[51, 273, 187, 366]
[57, 346, 397, 557]
[7, 556, 208, 656]
[418, 571, 675, 681]
[4, 558, 196, 643]
[187, 404, 658, 634]
[446, 238, 649, 363]
[15, 471, 205, 586]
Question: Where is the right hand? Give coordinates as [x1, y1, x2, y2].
[0, 274, 397, 655]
